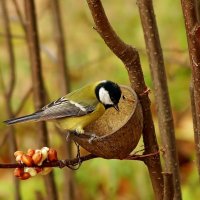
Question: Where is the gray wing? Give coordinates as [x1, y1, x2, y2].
[37, 97, 97, 120]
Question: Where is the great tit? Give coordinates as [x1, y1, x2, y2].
[4, 80, 122, 134]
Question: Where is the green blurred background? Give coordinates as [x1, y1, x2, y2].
[0, 0, 199, 199]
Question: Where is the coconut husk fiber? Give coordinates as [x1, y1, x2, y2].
[70, 85, 143, 159]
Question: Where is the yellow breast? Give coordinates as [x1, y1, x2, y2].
[57, 103, 105, 133]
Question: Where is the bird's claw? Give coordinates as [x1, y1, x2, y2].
[88, 134, 99, 144]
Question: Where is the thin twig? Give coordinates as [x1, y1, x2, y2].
[0, 151, 160, 169]
[0, 131, 9, 148]
[0, 154, 98, 169]
[12, 0, 26, 33]
[14, 87, 33, 116]
[1, 1, 16, 102]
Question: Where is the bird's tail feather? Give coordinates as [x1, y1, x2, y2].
[4, 112, 41, 125]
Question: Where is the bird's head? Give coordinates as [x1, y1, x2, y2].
[95, 80, 122, 111]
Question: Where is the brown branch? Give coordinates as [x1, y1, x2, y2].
[0, 154, 98, 169]
[195, 0, 200, 22]
[85, 0, 163, 199]
[24, 0, 48, 146]
[24, 1, 58, 200]
[181, 0, 200, 180]
[163, 172, 174, 200]
[0, 151, 161, 169]
[190, 83, 200, 179]
[1, 1, 16, 103]
[12, 0, 26, 33]
[50, 0, 70, 94]
[0, 0, 20, 199]
[0, 131, 9, 148]
[137, 1, 182, 199]
[14, 86, 33, 116]
[50, 1, 73, 199]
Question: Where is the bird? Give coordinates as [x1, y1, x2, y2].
[4, 80, 122, 134]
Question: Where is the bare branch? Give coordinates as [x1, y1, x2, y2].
[0, 0, 20, 199]
[137, 1, 181, 199]
[50, 1, 73, 199]
[1, 0, 16, 103]
[24, 1, 58, 199]
[0, 131, 9, 148]
[195, 0, 200, 22]
[14, 87, 33, 116]
[51, 0, 70, 94]
[190, 83, 200, 179]
[85, 0, 163, 199]
[12, 0, 26, 33]
[0, 151, 162, 169]
[0, 154, 97, 169]
[163, 172, 174, 200]
[181, 0, 200, 180]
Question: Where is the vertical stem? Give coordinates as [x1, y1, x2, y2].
[195, 0, 200, 22]
[12, 0, 26, 33]
[0, 0, 21, 199]
[86, 0, 164, 199]
[163, 173, 174, 200]
[190, 83, 200, 179]
[181, 0, 200, 180]
[51, 0, 70, 94]
[50, 1, 75, 200]
[137, 0, 181, 199]
[24, 1, 58, 199]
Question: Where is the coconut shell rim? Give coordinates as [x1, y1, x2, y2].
[71, 85, 139, 140]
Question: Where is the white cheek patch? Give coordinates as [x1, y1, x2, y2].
[99, 87, 113, 105]
[69, 100, 87, 112]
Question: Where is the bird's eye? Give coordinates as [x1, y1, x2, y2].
[110, 96, 115, 102]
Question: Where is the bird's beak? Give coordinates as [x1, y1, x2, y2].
[113, 104, 119, 112]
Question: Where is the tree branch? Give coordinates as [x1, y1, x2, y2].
[51, 0, 70, 94]
[190, 83, 200, 179]
[0, 0, 20, 199]
[181, 0, 200, 180]
[24, 1, 58, 199]
[85, 0, 163, 199]
[14, 87, 33, 116]
[137, 0, 182, 199]
[12, 0, 26, 33]
[0, 151, 160, 169]
[163, 172, 174, 200]
[50, 1, 73, 199]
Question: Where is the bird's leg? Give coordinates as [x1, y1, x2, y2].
[67, 141, 82, 170]
[65, 130, 79, 142]
[65, 131, 71, 142]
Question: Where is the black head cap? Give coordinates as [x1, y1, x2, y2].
[95, 80, 122, 110]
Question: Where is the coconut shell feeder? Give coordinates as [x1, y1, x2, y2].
[70, 85, 143, 159]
